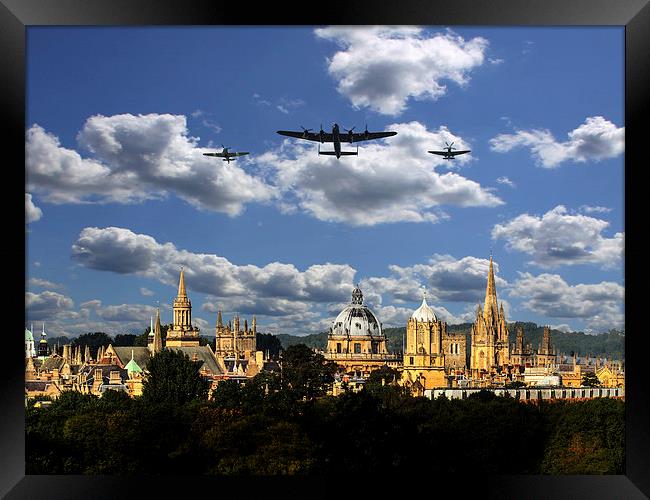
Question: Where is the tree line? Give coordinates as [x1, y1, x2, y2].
[26, 344, 624, 475]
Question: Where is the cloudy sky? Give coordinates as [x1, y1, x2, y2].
[25, 26, 624, 338]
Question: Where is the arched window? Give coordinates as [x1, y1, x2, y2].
[354, 343, 361, 354]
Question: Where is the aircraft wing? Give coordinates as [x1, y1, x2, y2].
[450, 150, 471, 156]
[203, 152, 225, 157]
[277, 130, 334, 142]
[428, 151, 448, 156]
[349, 131, 397, 143]
[232, 152, 249, 157]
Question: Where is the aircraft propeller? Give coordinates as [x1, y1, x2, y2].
[344, 126, 355, 143]
[445, 141, 456, 150]
[300, 126, 313, 138]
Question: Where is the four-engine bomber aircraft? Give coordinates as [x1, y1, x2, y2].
[277, 123, 397, 159]
[428, 142, 471, 160]
[203, 146, 250, 163]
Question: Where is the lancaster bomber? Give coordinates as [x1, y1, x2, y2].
[277, 123, 397, 159]
[428, 142, 471, 160]
[203, 146, 249, 163]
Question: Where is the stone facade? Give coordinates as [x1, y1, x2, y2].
[324, 286, 398, 376]
[165, 267, 201, 347]
[469, 256, 510, 380]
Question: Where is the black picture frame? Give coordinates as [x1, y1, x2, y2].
[3, 0, 648, 497]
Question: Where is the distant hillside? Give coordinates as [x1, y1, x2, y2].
[276, 323, 625, 360]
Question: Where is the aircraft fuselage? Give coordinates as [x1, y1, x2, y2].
[332, 123, 342, 159]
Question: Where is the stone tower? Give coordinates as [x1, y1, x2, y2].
[536, 326, 556, 368]
[148, 307, 164, 353]
[165, 267, 201, 347]
[402, 292, 447, 390]
[214, 309, 257, 360]
[470, 255, 510, 378]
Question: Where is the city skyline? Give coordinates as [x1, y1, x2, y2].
[25, 26, 624, 338]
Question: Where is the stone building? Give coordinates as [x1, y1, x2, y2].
[402, 293, 467, 392]
[323, 285, 398, 376]
[165, 267, 201, 347]
[214, 310, 258, 364]
[469, 255, 510, 381]
[535, 326, 556, 368]
[25, 325, 36, 358]
[509, 324, 534, 370]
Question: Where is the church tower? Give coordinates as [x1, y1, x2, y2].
[214, 309, 257, 360]
[165, 267, 201, 347]
[38, 323, 49, 359]
[470, 255, 510, 379]
[402, 291, 447, 391]
[535, 326, 556, 368]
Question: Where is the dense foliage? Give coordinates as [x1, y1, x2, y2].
[26, 344, 624, 475]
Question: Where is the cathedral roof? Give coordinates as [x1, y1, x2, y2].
[411, 295, 437, 323]
[124, 350, 144, 374]
[168, 346, 223, 376]
[113, 346, 152, 371]
[331, 286, 382, 338]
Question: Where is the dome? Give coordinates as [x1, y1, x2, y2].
[331, 286, 382, 338]
[25, 328, 34, 342]
[411, 296, 437, 323]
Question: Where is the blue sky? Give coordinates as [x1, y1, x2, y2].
[25, 26, 624, 338]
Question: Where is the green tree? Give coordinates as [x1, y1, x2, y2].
[72, 332, 113, 358]
[280, 344, 337, 400]
[113, 334, 137, 346]
[256, 332, 282, 359]
[211, 379, 243, 409]
[582, 372, 601, 387]
[141, 349, 210, 407]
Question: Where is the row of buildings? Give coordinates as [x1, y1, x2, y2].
[25, 257, 624, 401]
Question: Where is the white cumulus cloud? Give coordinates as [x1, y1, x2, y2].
[492, 205, 624, 268]
[258, 121, 501, 226]
[315, 27, 488, 115]
[509, 272, 624, 332]
[489, 116, 624, 168]
[26, 113, 276, 215]
[25, 193, 43, 223]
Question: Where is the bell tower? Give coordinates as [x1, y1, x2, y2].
[165, 267, 201, 347]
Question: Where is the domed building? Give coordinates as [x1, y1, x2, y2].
[324, 285, 398, 377]
[402, 292, 467, 395]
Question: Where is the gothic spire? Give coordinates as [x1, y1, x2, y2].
[178, 266, 187, 298]
[483, 255, 499, 319]
[153, 307, 163, 353]
[217, 309, 223, 327]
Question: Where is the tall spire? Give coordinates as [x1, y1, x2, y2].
[217, 309, 223, 328]
[153, 307, 163, 353]
[178, 266, 187, 297]
[483, 255, 499, 319]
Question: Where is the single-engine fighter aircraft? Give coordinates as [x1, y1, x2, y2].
[277, 123, 397, 159]
[203, 146, 250, 163]
[428, 142, 471, 160]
